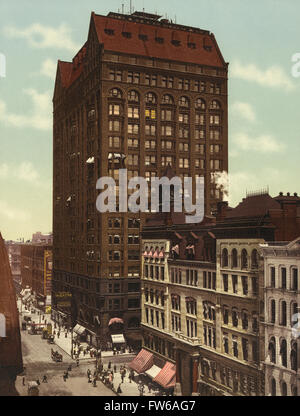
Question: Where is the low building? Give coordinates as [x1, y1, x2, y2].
[261, 239, 299, 396]
[21, 244, 53, 312]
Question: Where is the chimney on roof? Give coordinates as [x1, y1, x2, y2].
[216, 201, 228, 222]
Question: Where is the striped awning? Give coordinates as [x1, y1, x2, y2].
[171, 245, 179, 254]
[153, 249, 159, 259]
[159, 249, 165, 258]
[153, 361, 176, 389]
[108, 318, 124, 326]
[129, 349, 154, 374]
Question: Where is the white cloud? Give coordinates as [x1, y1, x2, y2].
[4, 23, 80, 53]
[231, 60, 295, 91]
[0, 162, 40, 185]
[40, 58, 57, 79]
[0, 200, 30, 221]
[233, 132, 284, 153]
[0, 89, 51, 131]
[231, 101, 256, 122]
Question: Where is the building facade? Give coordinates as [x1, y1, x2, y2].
[52, 10, 228, 348]
[0, 233, 23, 396]
[140, 191, 300, 396]
[261, 239, 299, 396]
[21, 244, 53, 311]
[5, 241, 22, 294]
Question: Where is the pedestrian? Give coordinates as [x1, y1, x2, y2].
[83, 349, 86, 357]
[53, 330, 56, 336]
[108, 361, 111, 370]
[87, 369, 91, 378]
[36, 379, 40, 386]
[148, 384, 152, 393]
[42, 375, 48, 383]
[114, 364, 117, 373]
[117, 383, 122, 394]
[65, 332, 67, 338]
[76, 358, 80, 367]
[121, 374, 124, 383]
[68, 365, 72, 372]
[57, 331, 60, 339]
[22, 377, 25, 386]
[63, 374, 66, 382]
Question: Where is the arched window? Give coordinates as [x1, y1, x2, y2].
[210, 100, 221, 110]
[162, 94, 174, 105]
[270, 299, 276, 324]
[251, 249, 259, 269]
[222, 248, 228, 267]
[280, 301, 287, 326]
[241, 249, 248, 269]
[268, 337, 276, 363]
[280, 338, 287, 367]
[109, 88, 122, 98]
[271, 378, 276, 396]
[281, 381, 287, 396]
[231, 249, 238, 268]
[291, 342, 297, 371]
[128, 90, 139, 102]
[195, 98, 206, 110]
[179, 96, 190, 108]
[145, 92, 157, 104]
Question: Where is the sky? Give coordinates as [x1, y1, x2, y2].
[0, 0, 300, 241]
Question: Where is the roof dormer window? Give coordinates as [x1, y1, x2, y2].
[104, 29, 115, 35]
[172, 40, 181, 46]
[155, 37, 164, 44]
[139, 34, 148, 41]
[122, 31, 132, 38]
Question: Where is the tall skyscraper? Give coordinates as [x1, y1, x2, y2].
[52, 10, 228, 348]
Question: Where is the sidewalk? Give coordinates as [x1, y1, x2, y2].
[18, 299, 135, 361]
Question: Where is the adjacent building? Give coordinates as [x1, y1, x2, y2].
[140, 190, 300, 396]
[261, 239, 299, 396]
[20, 244, 53, 311]
[0, 233, 23, 396]
[5, 241, 22, 294]
[52, 10, 228, 348]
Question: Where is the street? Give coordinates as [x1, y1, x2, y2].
[15, 304, 160, 397]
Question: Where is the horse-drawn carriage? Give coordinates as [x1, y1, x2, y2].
[51, 349, 63, 362]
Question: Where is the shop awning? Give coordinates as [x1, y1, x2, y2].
[23, 293, 32, 302]
[129, 348, 154, 373]
[111, 334, 125, 344]
[73, 324, 87, 335]
[108, 318, 124, 326]
[153, 361, 176, 389]
[145, 365, 162, 379]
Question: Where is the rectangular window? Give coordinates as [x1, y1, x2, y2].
[161, 125, 173, 136]
[223, 274, 228, 292]
[145, 124, 156, 136]
[128, 124, 139, 134]
[128, 107, 139, 119]
[270, 267, 275, 288]
[161, 110, 173, 121]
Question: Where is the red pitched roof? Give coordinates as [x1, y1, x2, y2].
[92, 13, 226, 68]
[226, 194, 281, 219]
